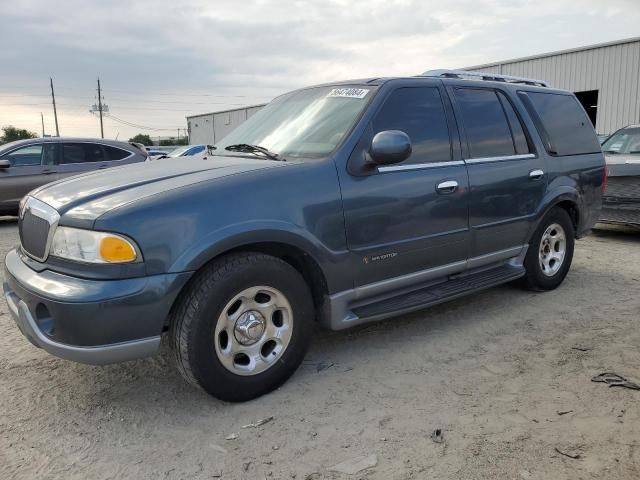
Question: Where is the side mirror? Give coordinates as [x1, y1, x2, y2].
[369, 130, 412, 166]
[0, 159, 10, 169]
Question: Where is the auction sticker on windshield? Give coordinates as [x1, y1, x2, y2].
[327, 88, 370, 99]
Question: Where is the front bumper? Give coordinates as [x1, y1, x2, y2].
[600, 202, 640, 227]
[3, 248, 191, 365]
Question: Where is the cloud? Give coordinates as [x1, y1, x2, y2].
[1, 0, 639, 139]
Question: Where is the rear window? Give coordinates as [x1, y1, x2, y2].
[453, 88, 518, 158]
[104, 145, 131, 160]
[518, 91, 600, 156]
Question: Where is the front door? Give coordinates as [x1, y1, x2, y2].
[449, 86, 547, 259]
[0, 143, 58, 212]
[340, 83, 470, 287]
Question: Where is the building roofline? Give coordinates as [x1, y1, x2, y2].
[186, 103, 267, 119]
[465, 35, 640, 70]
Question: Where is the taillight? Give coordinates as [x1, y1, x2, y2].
[602, 164, 608, 193]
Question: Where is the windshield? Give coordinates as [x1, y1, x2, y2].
[602, 127, 640, 154]
[215, 85, 375, 159]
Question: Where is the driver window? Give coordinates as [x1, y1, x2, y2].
[1, 144, 43, 166]
[372, 87, 452, 165]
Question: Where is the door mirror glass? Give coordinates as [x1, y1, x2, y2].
[0, 159, 10, 169]
[369, 130, 412, 165]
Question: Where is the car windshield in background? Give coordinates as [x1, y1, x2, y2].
[167, 146, 191, 157]
[215, 86, 375, 159]
[602, 127, 640, 154]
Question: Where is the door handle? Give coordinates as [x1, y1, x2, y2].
[436, 180, 458, 194]
[42, 169, 55, 175]
[529, 169, 544, 180]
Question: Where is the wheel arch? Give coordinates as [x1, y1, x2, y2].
[530, 189, 581, 240]
[167, 229, 334, 327]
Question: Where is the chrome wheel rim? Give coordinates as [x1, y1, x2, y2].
[538, 223, 566, 277]
[214, 286, 293, 376]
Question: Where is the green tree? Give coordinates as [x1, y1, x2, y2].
[1, 126, 37, 145]
[128, 133, 153, 145]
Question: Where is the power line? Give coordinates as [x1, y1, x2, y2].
[105, 113, 184, 131]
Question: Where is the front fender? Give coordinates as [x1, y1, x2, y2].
[169, 220, 349, 293]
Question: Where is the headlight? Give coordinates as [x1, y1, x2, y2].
[50, 227, 140, 264]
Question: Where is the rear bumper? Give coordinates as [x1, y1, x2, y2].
[3, 248, 191, 365]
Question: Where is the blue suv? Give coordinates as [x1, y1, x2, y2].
[3, 70, 605, 401]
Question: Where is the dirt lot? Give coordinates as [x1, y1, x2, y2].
[1, 217, 639, 480]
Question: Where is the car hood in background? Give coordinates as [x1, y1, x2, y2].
[604, 154, 640, 177]
[31, 156, 287, 222]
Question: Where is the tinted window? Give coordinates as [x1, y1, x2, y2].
[454, 88, 515, 158]
[518, 91, 601, 156]
[62, 143, 105, 164]
[372, 87, 451, 164]
[497, 91, 531, 155]
[2, 144, 42, 166]
[104, 145, 131, 160]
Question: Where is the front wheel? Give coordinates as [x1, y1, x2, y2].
[521, 207, 575, 291]
[171, 252, 314, 402]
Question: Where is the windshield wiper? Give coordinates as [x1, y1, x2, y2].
[224, 144, 284, 161]
[604, 150, 619, 154]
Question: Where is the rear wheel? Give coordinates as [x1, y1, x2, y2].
[171, 252, 314, 402]
[521, 207, 575, 291]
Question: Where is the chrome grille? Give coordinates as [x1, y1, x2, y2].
[18, 197, 60, 262]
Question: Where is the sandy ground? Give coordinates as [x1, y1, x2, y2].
[1, 216, 639, 480]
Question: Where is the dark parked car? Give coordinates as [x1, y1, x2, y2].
[3, 70, 605, 401]
[0, 138, 147, 215]
[600, 124, 640, 227]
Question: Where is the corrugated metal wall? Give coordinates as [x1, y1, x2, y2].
[187, 104, 266, 145]
[467, 39, 640, 134]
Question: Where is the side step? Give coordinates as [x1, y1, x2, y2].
[352, 264, 525, 320]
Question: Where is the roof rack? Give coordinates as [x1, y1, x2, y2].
[420, 69, 550, 88]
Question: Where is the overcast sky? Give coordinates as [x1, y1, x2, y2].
[1, 0, 639, 141]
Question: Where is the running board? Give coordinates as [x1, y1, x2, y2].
[351, 264, 525, 321]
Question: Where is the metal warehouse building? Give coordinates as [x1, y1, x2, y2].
[187, 104, 265, 145]
[466, 36, 640, 135]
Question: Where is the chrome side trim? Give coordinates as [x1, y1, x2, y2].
[323, 245, 527, 330]
[465, 153, 535, 165]
[20, 196, 60, 262]
[378, 160, 465, 173]
[466, 245, 525, 269]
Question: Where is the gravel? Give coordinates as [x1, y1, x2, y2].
[1, 216, 639, 479]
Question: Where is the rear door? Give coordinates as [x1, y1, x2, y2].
[0, 143, 58, 212]
[341, 81, 470, 287]
[450, 86, 546, 260]
[56, 142, 110, 179]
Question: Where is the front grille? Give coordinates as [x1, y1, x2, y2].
[18, 197, 59, 261]
[605, 176, 640, 201]
[600, 207, 640, 226]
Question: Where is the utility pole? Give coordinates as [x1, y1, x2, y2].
[50, 77, 60, 136]
[97, 78, 104, 139]
[41, 112, 45, 137]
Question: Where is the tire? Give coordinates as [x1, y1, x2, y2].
[170, 252, 314, 402]
[521, 207, 575, 291]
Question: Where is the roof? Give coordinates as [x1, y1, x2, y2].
[0, 137, 139, 150]
[465, 35, 640, 70]
[186, 103, 268, 120]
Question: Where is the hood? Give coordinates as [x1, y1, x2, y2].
[604, 153, 640, 177]
[32, 156, 287, 222]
